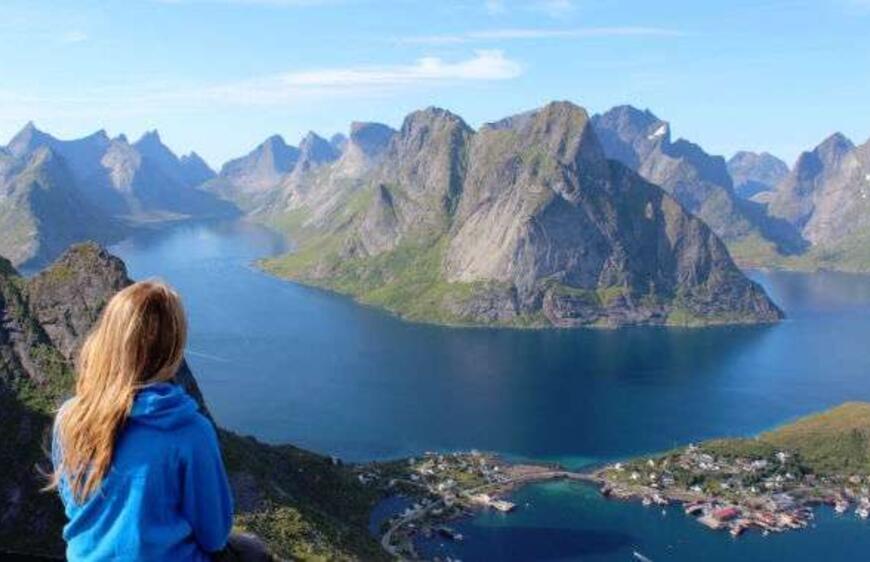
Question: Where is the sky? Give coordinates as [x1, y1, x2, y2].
[0, 0, 868, 169]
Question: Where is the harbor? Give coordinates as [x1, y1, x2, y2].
[357, 452, 585, 560]
[592, 441, 870, 538]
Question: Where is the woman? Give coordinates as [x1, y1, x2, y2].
[47, 280, 234, 561]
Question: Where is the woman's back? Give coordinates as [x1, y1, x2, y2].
[48, 281, 234, 562]
[56, 382, 233, 561]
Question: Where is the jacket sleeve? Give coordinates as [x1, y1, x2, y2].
[180, 415, 234, 552]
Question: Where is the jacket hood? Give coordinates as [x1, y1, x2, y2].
[130, 382, 199, 430]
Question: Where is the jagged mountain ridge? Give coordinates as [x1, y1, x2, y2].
[727, 151, 789, 200]
[764, 133, 870, 271]
[590, 105, 805, 261]
[0, 124, 235, 268]
[0, 243, 386, 560]
[261, 101, 782, 327]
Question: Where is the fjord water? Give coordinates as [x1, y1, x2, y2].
[112, 220, 870, 561]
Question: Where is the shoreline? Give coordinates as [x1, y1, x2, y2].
[365, 445, 870, 559]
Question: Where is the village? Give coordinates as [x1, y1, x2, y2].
[355, 451, 583, 560]
[594, 443, 870, 538]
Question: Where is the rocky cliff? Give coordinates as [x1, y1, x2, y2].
[0, 244, 386, 561]
[765, 134, 870, 272]
[591, 106, 806, 264]
[262, 102, 782, 327]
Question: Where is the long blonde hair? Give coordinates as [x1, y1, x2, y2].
[47, 280, 188, 502]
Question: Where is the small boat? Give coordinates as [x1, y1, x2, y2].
[835, 500, 849, 514]
[856, 506, 870, 519]
[633, 551, 653, 562]
[642, 496, 652, 507]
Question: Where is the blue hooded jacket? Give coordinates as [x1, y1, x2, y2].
[54, 382, 234, 562]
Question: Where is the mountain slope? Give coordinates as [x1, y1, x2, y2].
[766, 134, 870, 271]
[1, 124, 235, 268]
[591, 105, 805, 263]
[263, 102, 782, 327]
[0, 244, 386, 561]
[0, 148, 123, 269]
[727, 151, 789, 200]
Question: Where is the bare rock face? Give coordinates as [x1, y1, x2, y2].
[591, 105, 802, 253]
[264, 101, 783, 327]
[769, 133, 856, 231]
[727, 151, 789, 200]
[25, 243, 206, 409]
[763, 134, 870, 270]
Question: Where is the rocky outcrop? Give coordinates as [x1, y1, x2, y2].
[263, 102, 782, 327]
[0, 244, 385, 560]
[727, 151, 789, 200]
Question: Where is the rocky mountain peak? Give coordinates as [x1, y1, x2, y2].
[813, 132, 854, 168]
[26, 243, 128, 360]
[400, 107, 471, 137]
[7, 121, 55, 158]
[134, 129, 164, 149]
[348, 122, 395, 158]
[298, 131, 340, 164]
[727, 151, 789, 199]
[179, 151, 216, 185]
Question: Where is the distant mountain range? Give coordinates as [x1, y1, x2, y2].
[219, 101, 782, 327]
[0, 124, 236, 268]
[3, 100, 869, 321]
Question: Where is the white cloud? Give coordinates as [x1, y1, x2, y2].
[191, 50, 522, 104]
[61, 30, 89, 44]
[400, 26, 684, 46]
[0, 51, 523, 120]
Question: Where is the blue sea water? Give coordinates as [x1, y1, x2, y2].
[111, 219, 870, 561]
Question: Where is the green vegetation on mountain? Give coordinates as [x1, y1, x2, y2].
[679, 402, 870, 477]
[261, 102, 781, 328]
[0, 244, 386, 561]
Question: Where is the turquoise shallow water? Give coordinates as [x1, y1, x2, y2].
[112, 219, 870, 560]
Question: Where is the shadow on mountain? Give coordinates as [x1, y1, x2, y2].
[739, 198, 810, 255]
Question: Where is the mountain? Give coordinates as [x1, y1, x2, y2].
[1, 124, 235, 268]
[727, 151, 789, 199]
[765, 133, 870, 271]
[209, 135, 300, 206]
[591, 105, 805, 262]
[261, 102, 782, 327]
[0, 243, 386, 561]
[0, 147, 122, 269]
[204, 124, 396, 217]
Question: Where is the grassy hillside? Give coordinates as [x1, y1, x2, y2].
[700, 402, 870, 476]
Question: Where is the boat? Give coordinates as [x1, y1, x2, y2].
[642, 496, 652, 507]
[633, 551, 653, 562]
[856, 506, 870, 519]
[835, 500, 848, 514]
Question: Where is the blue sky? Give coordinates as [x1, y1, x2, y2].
[1, 0, 868, 168]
